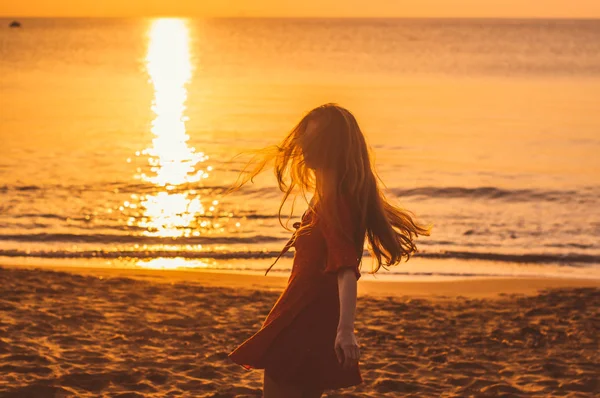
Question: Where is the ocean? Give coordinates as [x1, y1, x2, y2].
[1, 18, 599, 280]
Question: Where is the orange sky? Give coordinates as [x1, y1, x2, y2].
[1, 0, 600, 18]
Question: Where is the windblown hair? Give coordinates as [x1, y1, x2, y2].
[228, 103, 432, 274]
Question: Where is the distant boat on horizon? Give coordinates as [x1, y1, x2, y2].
[9, 21, 21, 28]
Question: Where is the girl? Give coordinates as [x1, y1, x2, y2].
[228, 103, 431, 397]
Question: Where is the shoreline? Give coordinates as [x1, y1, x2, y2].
[2, 262, 599, 298]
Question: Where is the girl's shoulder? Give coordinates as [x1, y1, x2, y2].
[313, 195, 357, 230]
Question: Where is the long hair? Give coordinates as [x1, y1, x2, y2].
[228, 103, 432, 274]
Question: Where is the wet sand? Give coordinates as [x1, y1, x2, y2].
[0, 264, 598, 397]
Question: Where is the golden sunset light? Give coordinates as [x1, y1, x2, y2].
[2, 0, 600, 18]
[131, 18, 217, 239]
[1, 2, 599, 397]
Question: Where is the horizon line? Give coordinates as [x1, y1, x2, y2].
[2, 15, 600, 20]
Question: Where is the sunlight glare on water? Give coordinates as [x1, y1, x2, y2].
[128, 19, 220, 241]
[139, 257, 214, 270]
[143, 18, 204, 187]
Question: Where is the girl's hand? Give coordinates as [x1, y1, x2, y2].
[334, 329, 361, 370]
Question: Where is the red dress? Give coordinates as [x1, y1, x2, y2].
[228, 199, 363, 390]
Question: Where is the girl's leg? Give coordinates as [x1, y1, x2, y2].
[263, 370, 303, 398]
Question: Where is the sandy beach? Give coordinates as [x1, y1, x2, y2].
[0, 264, 598, 397]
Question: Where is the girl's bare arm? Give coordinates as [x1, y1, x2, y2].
[337, 267, 357, 332]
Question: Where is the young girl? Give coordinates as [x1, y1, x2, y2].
[228, 103, 431, 397]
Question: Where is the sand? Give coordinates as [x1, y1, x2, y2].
[0, 265, 598, 397]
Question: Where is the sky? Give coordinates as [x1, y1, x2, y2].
[1, 0, 600, 18]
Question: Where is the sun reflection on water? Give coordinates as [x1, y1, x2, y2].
[143, 19, 208, 187]
[139, 257, 214, 270]
[127, 19, 220, 240]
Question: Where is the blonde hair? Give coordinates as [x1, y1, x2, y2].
[229, 103, 432, 274]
